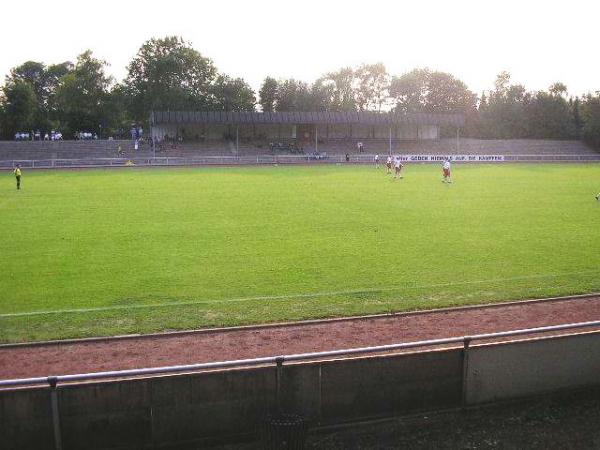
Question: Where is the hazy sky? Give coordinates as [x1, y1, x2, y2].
[1, 0, 598, 97]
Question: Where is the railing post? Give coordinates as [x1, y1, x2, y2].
[461, 337, 471, 407]
[275, 356, 284, 414]
[48, 376, 63, 450]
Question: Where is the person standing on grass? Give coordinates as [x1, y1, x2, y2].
[442, 158, 452, 183]
[13, 164, 22, 190]
[374, 154, 380, 169]
[394, 156, 404, 179]
[386, 155, 392, 174]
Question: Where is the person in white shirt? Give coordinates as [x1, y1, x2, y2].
[386, 155, 392, 174]
[442, 158, 452, 183]
[374, 154, 379, 169]
[394, 156, 404, 179]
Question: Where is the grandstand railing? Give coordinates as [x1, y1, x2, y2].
[1, 319, 598, 388]
[1, 154, 599, 169]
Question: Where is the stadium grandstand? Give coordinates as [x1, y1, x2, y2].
[0, 110, 598, 167]
[150, 110, 463, 154]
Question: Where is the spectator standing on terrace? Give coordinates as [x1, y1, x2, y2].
[357, 141, 364, 153]
[13, 164, 22, 190]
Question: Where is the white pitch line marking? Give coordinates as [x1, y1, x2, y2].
[0, 269, 598, 318]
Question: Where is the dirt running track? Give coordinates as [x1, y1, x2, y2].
[1, 295, 599, 380]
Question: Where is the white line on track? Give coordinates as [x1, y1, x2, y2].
[1, 269, 598, 318]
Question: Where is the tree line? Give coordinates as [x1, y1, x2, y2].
[1, 36, 599, 148]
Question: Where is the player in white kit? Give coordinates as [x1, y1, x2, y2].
[394, 157, 404, 179]
[386, 155, 392, 174]
[374, 154, 380, 169]
[442, 158, 452, 183]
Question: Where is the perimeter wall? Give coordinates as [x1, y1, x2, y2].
[1, 331, 599, 449]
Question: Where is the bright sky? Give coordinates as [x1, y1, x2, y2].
[1, 0, 598, 97]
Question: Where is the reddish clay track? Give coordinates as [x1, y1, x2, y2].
[1, 295, 599, 380]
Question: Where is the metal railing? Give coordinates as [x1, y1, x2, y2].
[1, 319, 599, 389]
[1, 153, 599, 169]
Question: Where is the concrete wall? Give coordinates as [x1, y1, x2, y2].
[0, 387, 54, 450]
[466, 331, 600, 404]
[0, 349, 461, 449]
[2, 332, 600, 449]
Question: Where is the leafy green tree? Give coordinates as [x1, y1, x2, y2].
[389, 69, 428, 113]
[571, 96, 582, 137]
[476, 72, 529, 138]
[54, 50, 112, 135]
[101, 84, 134, 138]
[526, 89, 575, 138]
[0, 101, 5, 139]
[1, 80, 38, 135]
[258, 77, 278, 112]
[390, 68, 475, 113]
[354, 63, 390, 111]
[6, 60, 73, 130]
[315, 67, 356, 111]
[581, 93, 600, 149]
[309, 81, 334, 111]
[274, 79, 311, 111]
[549, 82, 568, 96]
[124, 36, 218, 121]
[213, 76, 255, 111]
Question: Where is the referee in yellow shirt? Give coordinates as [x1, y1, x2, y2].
[13, 164, 22, 190]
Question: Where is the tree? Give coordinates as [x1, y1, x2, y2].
[390, 68, 475, 114]
[474, 72, 530, 138]
[571, 96, 583, 137]
[274, 79, 312, 111]
[494, 71, 511, 94]
[213, 76, 255, 111]
[354, 63, 390, 111]
[549, 82, 568, 97]
[309, 80, 334, 111]
[526, 90, 575, 139]
[258, 77, 278, 112]
[124, 36, 218, 121]
[581, 93, 600, 149]
[6, 60, 73, 130]
[54, 51, 112, 135]
[315, 67, 356, 111]
[389, 69, 428, 113]
[1, 80, 38, 135]
[0, 100, 5, 139]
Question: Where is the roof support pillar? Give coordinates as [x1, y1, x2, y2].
[315, 125, 318, 152]
[236, 126, 239, 155]
[389, 126, 392, 155]
[456, 127, 460, 153]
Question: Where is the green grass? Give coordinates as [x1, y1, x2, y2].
[0, 163, 599, 343]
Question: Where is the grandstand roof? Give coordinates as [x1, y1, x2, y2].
[151, 111, 465, 127]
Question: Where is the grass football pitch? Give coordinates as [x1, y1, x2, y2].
[1, 163, 599, 343]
